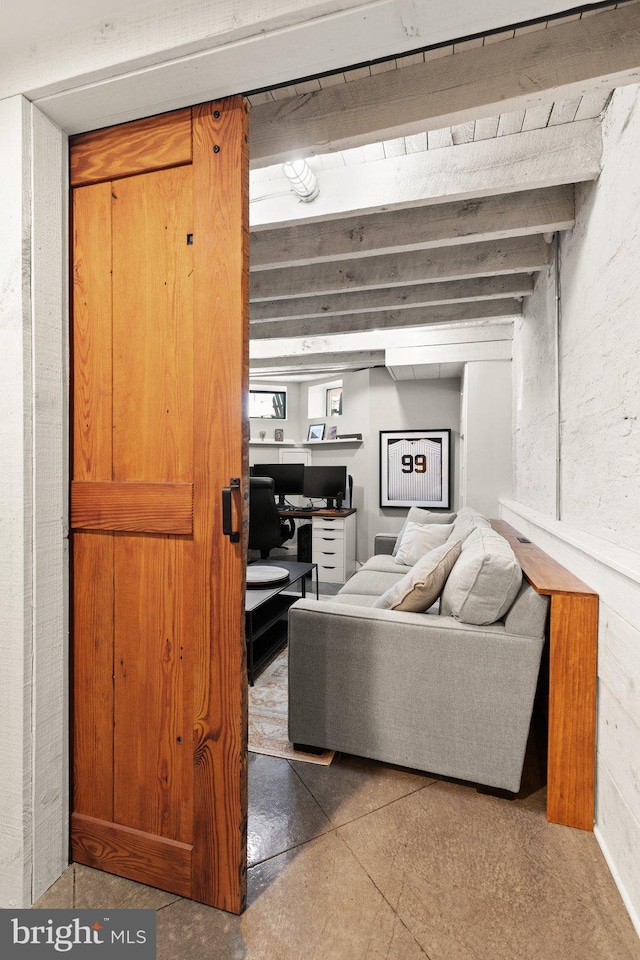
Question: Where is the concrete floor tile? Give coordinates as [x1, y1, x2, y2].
[33, 866, 75, 908]
[74, 864, 182, 910]
[338, 780, 640, 960]
[243, 831, 426, 960]
[157, 898, 247, 960]
[290, 752, 435, 826]
[248, 752, 332, 866]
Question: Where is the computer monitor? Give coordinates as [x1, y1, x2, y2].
[303, 465, 348, 509]
[252, 462, 305, 506]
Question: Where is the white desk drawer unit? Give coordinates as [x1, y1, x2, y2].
[311, 513, 356, 584]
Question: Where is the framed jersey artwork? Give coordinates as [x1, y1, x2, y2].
[380, 429, 451, 508]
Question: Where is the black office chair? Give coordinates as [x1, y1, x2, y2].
[248, 477, 295, 559]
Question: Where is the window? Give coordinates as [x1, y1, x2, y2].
[308, 378, 343, 419]
[326, 386, 343, 417]
[249, 389, 287, 419]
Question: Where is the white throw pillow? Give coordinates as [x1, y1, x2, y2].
[374, 540, 462, 613]
[446, 512, 491, 545]
[440, 527, 522, 625]
[392, 507, 457, 556]
[394, 521, 454, 566]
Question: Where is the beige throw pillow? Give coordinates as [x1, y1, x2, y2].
[374, 540, 462, 613]
[394, 521, 454, 566]
[440, 527, 522, 625]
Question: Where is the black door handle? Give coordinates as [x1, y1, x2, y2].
[222, 477, 241, 543]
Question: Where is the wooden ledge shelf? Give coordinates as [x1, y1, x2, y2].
[249, 438, 362, 447]
[492, 519, 598, 832]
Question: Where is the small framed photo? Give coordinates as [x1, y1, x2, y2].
[307, 423, 325, 441]
[274, 427, 284, 442]
[380, 429, 451, 508]
[326, 425, 338, 440]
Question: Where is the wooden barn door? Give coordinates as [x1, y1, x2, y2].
[70, 101, 249, 913]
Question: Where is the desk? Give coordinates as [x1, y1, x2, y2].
[279, 508, 356, 583]
[277, 507, 357, 520]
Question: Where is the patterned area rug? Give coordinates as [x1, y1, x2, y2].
[248, 648, 335, 766]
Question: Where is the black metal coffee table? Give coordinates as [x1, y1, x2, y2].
[245, 559, 318, 685]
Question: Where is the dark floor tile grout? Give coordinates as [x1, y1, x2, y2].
[286, 758, 438, 832]
[334, 829, 433, 960]
[248, 825, 340, 871]
[156, 896, 184, 912]
[283, 755, 339, 826]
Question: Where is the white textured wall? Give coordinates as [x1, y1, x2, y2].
[30, 107, 69, 902]
[512, 266, 557, 516]
[559, 90, 640, 549]
[462, 360, 513, 517]
[0, 96, 34, 909]
[510, 84, 640, 935]
[0, 97, 69, 908]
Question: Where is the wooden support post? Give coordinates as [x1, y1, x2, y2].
[491, 519, 597, 831]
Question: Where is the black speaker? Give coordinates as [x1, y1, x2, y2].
[297, 521, 312, 564]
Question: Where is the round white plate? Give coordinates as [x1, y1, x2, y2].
[246, 564, 290, 587]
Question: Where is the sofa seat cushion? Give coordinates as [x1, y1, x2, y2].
[339, 570, 406, 597]
[392, 506, 457, 556]
[394, 521, 454, 566]
[441, 527, 522, 625]
[373, 539, 462, 613]
[361, 555, 414, 575]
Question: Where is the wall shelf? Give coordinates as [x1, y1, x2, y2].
[250, 439, 362, 447]
[249, 440, 296, 446]
[302, 439, 363, 446]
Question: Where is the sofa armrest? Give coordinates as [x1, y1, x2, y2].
[288, 599, 544, 792]
[374, 533, 397, 555]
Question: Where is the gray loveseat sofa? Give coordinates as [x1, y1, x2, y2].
[288, 507, 549, 793]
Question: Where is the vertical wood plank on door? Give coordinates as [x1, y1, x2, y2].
[114, 534, 194, 843]
[72, 181, 115, 823]
[110, 164, 196, 845]
[73, 182, 113, 482]
[111, 166, 194, 484]
[72, 532, 114, 821]
[191, 100, 249, 913]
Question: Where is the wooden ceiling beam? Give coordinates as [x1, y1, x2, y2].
[250, 299, 520, 340]
[250, 351, 385, 372]
[250, 121, 598, 228]
[250, 274, 534, 322]
[250, 4, 640, 166]
[250, 185, 574, 269]
[250, 235, 551, 301]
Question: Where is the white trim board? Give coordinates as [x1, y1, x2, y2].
[13, 2, 594, 131]
[499, 498, 640, 588]
[595, 804, 640, 940]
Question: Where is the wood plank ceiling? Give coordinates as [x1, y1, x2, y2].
[247, 2, 634, 379]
